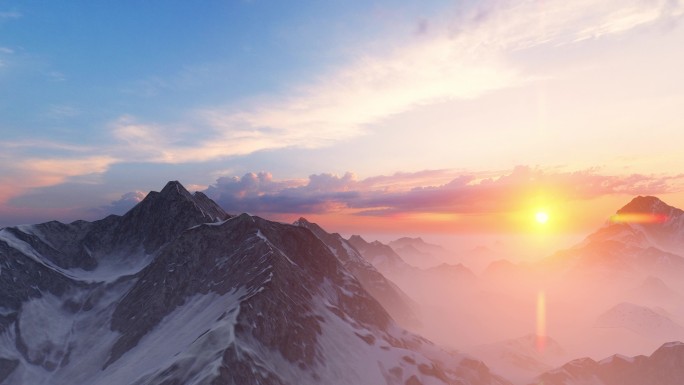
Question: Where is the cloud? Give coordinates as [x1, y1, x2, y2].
[49, 104, 80, 118]
[3, 0, 681, 210]
[96, 191, 148, 216]
[94, 0, 681, 167]
[19, 156, 117, 186]
[0, 154, 117, 206]
[204, 172, 324, 213]
[47, 71, 66, 82]
[353, 166, 683, 216]
[204, 166, 684, 217]
[0, 11, 21, 20]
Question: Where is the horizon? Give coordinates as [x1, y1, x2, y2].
[1, 177, 672, 263]
[2, 1, 684, 244]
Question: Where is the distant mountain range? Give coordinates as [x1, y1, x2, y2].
[532, 341, 684, 385]
[2, 183, 684, 384]
[349, 195, 684, 383]
[0, 181, 511, 385]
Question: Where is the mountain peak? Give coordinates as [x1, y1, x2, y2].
[293, 217, 311, 225]
[101, 181, 230, 254]
[348, 234, 367, 243]
[655, 341, 684, 352]
[159, 180, 193, 200]
[142, 181, 228, 222]
[293, 217, 325, 234]
[618, 196, 673, 215]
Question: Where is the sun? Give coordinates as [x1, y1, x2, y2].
[535, 211, 549, 224]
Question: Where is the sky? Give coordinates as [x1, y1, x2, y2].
[2, 0, 684, 249]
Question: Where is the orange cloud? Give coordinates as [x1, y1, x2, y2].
[204, 166, 684, 234]
[0, 155, 117, 215]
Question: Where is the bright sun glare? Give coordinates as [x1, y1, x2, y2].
[535, 211, 549, 224]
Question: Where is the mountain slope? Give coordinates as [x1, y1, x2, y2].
[0, 182, 510, 385]
[388, 237, 448, 268]
[531, 341, 684, 385]
[616, 196, 684, 253]
[594, 302, 684, 341]
[294, 219, 420, 329]
[471, 334, 567, 385]
[348, 235, 413, 273]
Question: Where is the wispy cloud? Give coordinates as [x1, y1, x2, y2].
[2, 0, 681, 210]
[204, 167, 684, 217]
[18, 156, 117, 187]
[47, 71, 66, 82]
[0, 11, 21, 20]
[48, 104, 80, 118]
[0, 140, 95, 153]
[100, 0, 681, 165]
[0, 155, 117, 204]
[94, 191, 147, 216]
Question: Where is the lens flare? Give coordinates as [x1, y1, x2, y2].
[610, 213, 668, 224]
[536, 290, 546, 353]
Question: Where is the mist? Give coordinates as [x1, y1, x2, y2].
[351, 221, 684, 384]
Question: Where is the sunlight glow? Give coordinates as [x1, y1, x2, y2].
[536, 290, 547, 353]
[535, 211, 549, 224]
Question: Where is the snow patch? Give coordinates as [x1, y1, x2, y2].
[93, 290, 243, 385]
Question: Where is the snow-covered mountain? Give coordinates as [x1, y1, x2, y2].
[615, 195, 684, 253]
[562, 196, 684, 280]
[470, 334, 567, 385]
[347, 235, 477, 304]
[531, 341, 684, 385]
[348, 235, 413, 273]
[388, 237, 450, 269]
[0, 181, 511, 385]
[293, 219, 420, 329]
[627, 276, 683, 305]
[594, 302, 684, 341]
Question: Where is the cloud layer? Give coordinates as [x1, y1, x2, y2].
[121, 0, 681, 166]
[205, 166, 684, 218]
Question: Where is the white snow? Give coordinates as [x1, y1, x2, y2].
[0, 227, 153, 284]
[17, 294, 74, 366]
[92, 290, 243, 385]
[0, 228, 66, 276]
[0, 286, 243, 385]
[0, 280, 135, 385]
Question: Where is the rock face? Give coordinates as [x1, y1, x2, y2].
[531, 341, 684, 385]
[294, 219, 420, 329]
[0, 181, 511, 385]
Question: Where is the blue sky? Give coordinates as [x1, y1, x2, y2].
[2, 0, 684, 238]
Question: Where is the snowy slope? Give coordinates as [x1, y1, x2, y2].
[0, 181, 511, 385]
[294, 219, 420, 329]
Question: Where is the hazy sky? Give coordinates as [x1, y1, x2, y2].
[2, 0, 684, 240]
